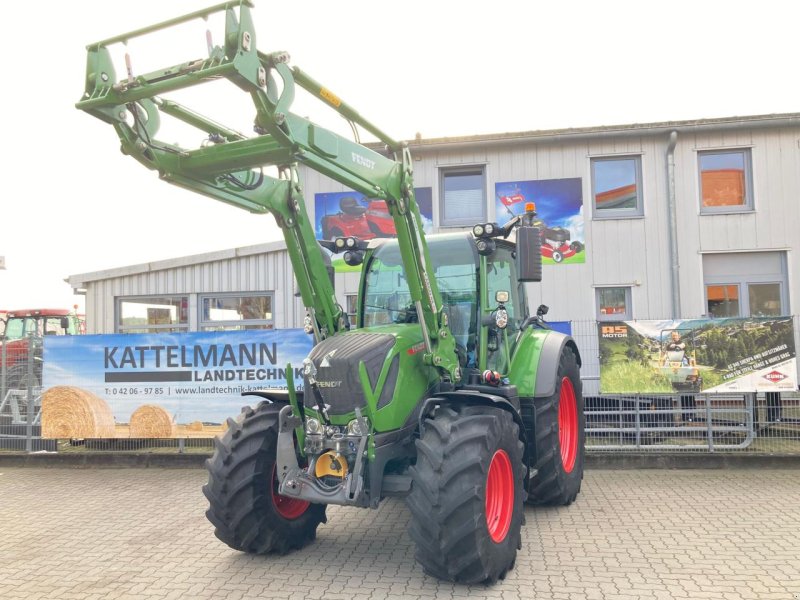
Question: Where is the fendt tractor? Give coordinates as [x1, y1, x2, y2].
[77, 2, 584, 584]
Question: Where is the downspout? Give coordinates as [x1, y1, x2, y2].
[666, 130, 680, 319]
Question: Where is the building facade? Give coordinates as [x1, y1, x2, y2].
[68, 113, 800, 394]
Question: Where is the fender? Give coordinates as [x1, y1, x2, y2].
[534, 331, 582, 398]
[241, 389, 302, 404]
[509, 328, 582, 398]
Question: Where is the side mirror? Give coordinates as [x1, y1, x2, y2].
[516, 226, 542, 282]
[60, 317, 70, 330]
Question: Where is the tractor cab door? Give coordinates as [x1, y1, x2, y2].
[482, 244, 528, 373]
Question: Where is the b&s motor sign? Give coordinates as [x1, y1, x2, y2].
[598, 317, 797, 394]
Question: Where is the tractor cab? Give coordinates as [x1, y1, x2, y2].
[360, 232, 526, 376]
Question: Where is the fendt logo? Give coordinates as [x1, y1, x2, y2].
[763, 370, 788, 383]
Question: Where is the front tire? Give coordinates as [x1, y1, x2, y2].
[407, 405, 525, 584]
[203, 402, 326, 554]
[527, 346, 585, 506]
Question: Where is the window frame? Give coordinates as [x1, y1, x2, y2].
[704, 283, 742, 318]
[595, 286, 632, 321]
[704, 281, 785, 318]
[698, 148, 754, 214]
[590, 155, 644, 219]
[438, 166, 487, 228]
[116, 295, 190, 334]
[198, 292, 275, 331]
[345, 294, 358, 323]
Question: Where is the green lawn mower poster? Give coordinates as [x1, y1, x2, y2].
[495, 178, 585, 264]
[598, 317, 797, 393]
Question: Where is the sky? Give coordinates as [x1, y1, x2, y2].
[1, 0, 798, 313]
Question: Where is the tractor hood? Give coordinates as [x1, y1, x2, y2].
[302, 326, 433, 425]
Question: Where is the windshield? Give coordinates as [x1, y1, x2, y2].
[3, 316, 77, 340]
[363, 235, 478, 352]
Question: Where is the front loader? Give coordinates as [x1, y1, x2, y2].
[76, 1, 585, 584]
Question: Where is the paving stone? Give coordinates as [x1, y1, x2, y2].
[0, 468, 798, 599]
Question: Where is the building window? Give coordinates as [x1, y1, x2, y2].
[703, 252, 787, 317]
[591, 155, 643, 218]
[705, 284, 740, 317]
[440, 167, 486, 227]
[117, 296, 189, 333]
[345, 294, 358, 321]
[596, 287, 631, 321]
[748, 283, 782, 317]
[699, 149, 753, 213]
[199, 293, 274, 331]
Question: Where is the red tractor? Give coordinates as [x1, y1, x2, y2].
[0, 308, 85, 390]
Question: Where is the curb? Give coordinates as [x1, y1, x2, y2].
[0, 452, 209, 469]
[0, 452, 798, 469]
[585, 453, 800, 469]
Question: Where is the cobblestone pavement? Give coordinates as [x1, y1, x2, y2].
[1, 467, 798, 600]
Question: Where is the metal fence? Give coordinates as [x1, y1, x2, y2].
[1, 321, 798, 455]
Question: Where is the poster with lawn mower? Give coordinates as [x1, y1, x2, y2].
[315, 188, 433, 272]
[598, 317, 797, 394]
[495, 178, 585, 264]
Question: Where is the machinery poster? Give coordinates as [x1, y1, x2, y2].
[41, 329, 313, 439]
[315, 188, 433, 272]
[495, 178, 585, 265]
[598, 317, 797, 394]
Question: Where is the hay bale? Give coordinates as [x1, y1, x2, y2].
[186, 421, 204, 432]
[129, 404, 176, 438]
[41, 386, 116, 439]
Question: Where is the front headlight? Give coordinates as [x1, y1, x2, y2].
[494, 307, 509, 330]
[305, 417, 322, 435]
[472, 224, 485, 237]
[347, 417, 369, 436]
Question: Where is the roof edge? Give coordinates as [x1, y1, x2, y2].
[392, 112, 800, 151]
[68, 239, 288, 287]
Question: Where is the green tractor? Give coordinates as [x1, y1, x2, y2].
[76, 1, 584, 584]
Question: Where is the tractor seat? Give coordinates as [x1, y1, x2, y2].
[339, 197, 367, 216]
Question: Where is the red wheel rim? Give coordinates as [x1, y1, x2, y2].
[558, 376, 578, 473]
[485, 449, 514, 543]
[271, 466, 310, 520]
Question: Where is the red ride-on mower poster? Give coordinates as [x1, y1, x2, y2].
[315, 188, 433, 240]
[495, 178, 585, 265]
[315, 188, 433, 271]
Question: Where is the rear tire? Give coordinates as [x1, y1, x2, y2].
[407, 405, 525, 584]
[203, 402, 326, 554]
[527, 346, 585, 506]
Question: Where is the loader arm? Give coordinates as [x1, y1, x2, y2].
[75, 1, 459, 381]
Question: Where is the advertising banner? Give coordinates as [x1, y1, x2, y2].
[315, 188, 433, 272]
[41, 329, 313, 438]
[598, 317, 797, 394]
[495, 178, 585, 265]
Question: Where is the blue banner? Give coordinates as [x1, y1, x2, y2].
[43, 329, 313, 432]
